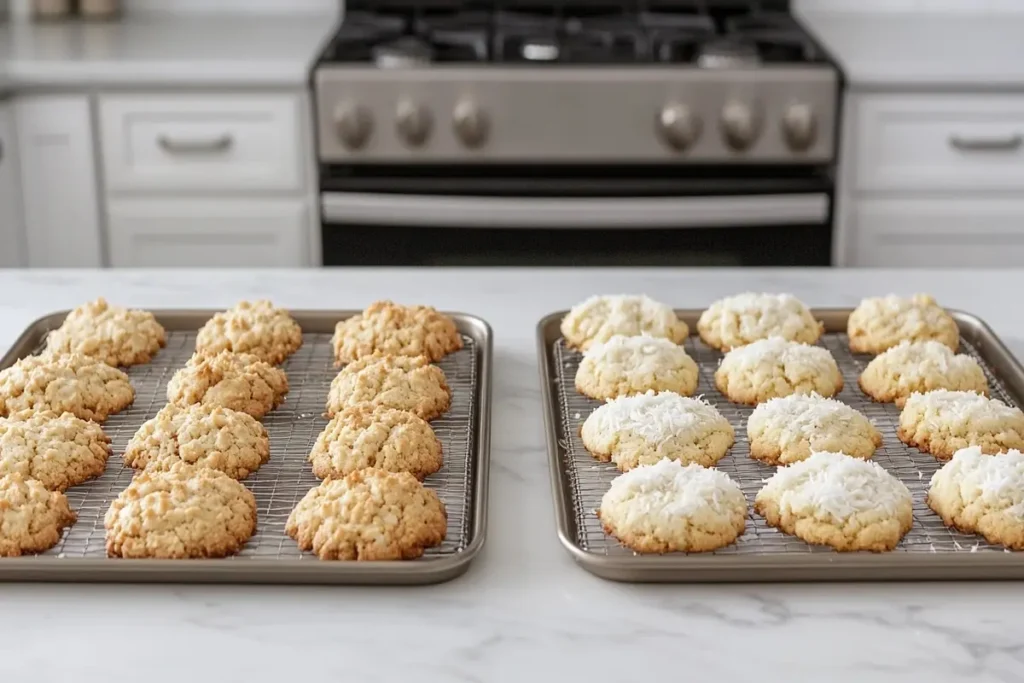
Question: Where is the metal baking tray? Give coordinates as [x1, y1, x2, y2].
[539, 308, 1024, 582]
[0, 310, 491, 585]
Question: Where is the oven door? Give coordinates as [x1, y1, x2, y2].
[319, 165, 834, 266]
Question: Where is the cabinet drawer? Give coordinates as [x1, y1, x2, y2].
[107, 199, 310, 267]
[100, 95, 303, 193]
[850, 197, 1024, 267]
[855, 95, 1024, 193]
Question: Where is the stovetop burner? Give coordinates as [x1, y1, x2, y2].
[320, 3, 828, 67]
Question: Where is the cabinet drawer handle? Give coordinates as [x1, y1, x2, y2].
[949, 134, 1023, 152]
[157, 134, 233, 154]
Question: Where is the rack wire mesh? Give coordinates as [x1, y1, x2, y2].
[554, 332, 1019, 557]
[44, 329, 478, 561]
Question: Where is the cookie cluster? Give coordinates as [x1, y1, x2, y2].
[287, 300, 459, 561]
[107, 299, 299, 559]
[0, 297, 158, 556]
[563, 291, 1024, 554]
[0, 297, 463, 562]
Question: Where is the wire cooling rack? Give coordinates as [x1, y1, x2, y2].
[45, 330, 478, 561]
[554, 333, 1019, 557]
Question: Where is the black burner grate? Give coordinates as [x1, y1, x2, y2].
[321, 0, 825, 66]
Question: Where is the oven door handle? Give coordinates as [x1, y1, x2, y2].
[321, 193, 829, 229]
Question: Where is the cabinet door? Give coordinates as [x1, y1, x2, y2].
[0, 103, 25, 267]
[99, 94, 303, 194]
[851, 198, 1024, 267]
[854, 94, 1024, 193]
[106, 198, 310, 267]
[15, 96, 104, 267]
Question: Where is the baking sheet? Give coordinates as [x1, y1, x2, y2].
[539, 309, 1024, 582]
[0, 310, 491, 584]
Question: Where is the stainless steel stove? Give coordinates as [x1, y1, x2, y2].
[313, 0, 843, 267]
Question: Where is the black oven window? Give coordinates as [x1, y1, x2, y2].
[322, 224, 830, 267]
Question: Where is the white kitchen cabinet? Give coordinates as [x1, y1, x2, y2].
[97, 91, 315, 268]
[837, 92, 1024, 267]
[854, 94, 1024, 193]
[15, 96, 104, 267]
[106, 198, 309, 267]
[0, 102, 25, 268]
[850, 198, 1024, 268]
[99, 95, 303, 194]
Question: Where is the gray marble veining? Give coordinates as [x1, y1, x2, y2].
[1, 267, 1024, 683]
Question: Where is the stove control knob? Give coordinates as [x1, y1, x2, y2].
[657, 104, 702, 151]
[720, 101, 760, 152]
[782, 103, 817, 152]
[396, 100, 432, 147]
[453, 99, 489, 148]
[334, 102, 373, 150]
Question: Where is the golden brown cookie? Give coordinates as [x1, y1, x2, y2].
[928, 446, 1024, 549]
[859, 340, 987, 407]
[166, 351, 289, 419]
[754, 451, 913, 552]
[0, 410, 111, 491]
[326, 353, 450, 421]
[697, 292, 822, 352]
[0, 472, 76, 557]
[332, 301, 462, 364]
[0, 353, 134, 422]
[309, 406, 442, 480]
[898, 390, 1024, 459]
[597, 459, 746, 554]
[104, 462, 257, 559]
[286, 468, 447, 560]
[848, 294, 959, 355]
[44, 298, 166, 367]
[195, 300, 302, 366]
[560, 295, 689, 351]
[123, 404, 270, 480]
[714, 337, 843, 405]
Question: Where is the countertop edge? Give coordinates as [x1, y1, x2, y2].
[0, 13, 338, 91]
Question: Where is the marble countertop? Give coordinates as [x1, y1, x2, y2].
[796, 8, 1024, 90]
[0, 14, 336, 89]
[3, 267, 1024, 683]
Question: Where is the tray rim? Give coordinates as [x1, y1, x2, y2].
[538, 307, 1024, 583]
[0, 308, 492, 585]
